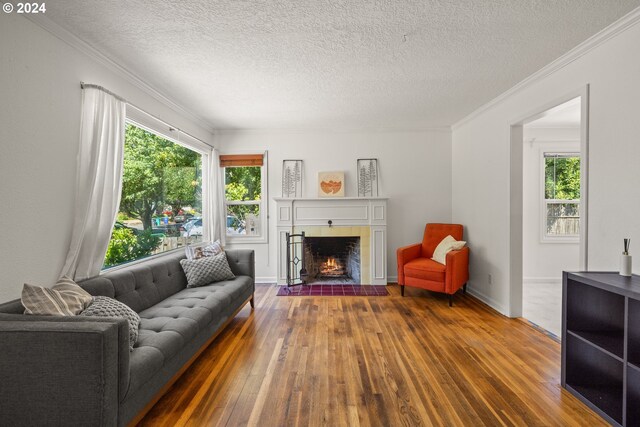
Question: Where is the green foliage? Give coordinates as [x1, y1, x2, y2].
[104, 228, 138, 267]
[545, 156, 580, 200]
[116, 212, 133, 221]
[120, 124, 202, 230]
[225, 166, 261, 201]
[225, 166, 261, 230]
[104, 228, 162, 268]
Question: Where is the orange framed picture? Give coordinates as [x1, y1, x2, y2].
[318, 171, 345, 197]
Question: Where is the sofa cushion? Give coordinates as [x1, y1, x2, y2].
[79, 251, 187, 313]
[126, 346, 165, 399]
[404, 258, 446, 282]
[180, 253, 235, 288]
[126, 276, 252, 398]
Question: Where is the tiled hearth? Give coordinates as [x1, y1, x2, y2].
[276, 284, 388, 296]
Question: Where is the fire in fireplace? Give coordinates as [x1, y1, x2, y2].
[303, 236, 360, 284]
[321, 257, 344, 276]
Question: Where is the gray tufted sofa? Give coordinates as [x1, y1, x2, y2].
[0, 248, 255, 426]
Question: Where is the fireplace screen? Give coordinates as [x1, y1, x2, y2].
[286, 232, 306, 286]
[303, 236, 360, 284]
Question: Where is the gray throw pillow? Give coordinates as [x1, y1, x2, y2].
[80, 296, 140, 351]
[22, 276, 93, 316]
[180, 252, 235, 288]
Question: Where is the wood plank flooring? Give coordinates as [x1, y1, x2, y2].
[139, 284, 606, 427]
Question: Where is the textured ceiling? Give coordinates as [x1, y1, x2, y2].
[43, 0, 640, 130]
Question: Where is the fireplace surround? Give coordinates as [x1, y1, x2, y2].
[275, 197, 387, 285]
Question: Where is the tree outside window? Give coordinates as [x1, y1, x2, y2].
[104, 123, 203, 268]
[544, 153, 580, 238]
[225, 166, 262, 236]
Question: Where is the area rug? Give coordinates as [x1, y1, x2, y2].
[276, 284, 388, 296]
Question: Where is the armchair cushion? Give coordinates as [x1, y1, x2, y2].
[421, 223, 463, 258]
[404, 258, 446, 282]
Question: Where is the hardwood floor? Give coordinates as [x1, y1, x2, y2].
[139, 284, 605, 427]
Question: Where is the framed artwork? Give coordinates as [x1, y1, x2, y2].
[282, 160, 303, 198]
[357, 158, 379, 197]
[318, 171, 345, 197]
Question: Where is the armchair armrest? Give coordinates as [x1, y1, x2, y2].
[397, 243, 422, 285]
[0, 316, 128, 426]
[445, 246, 470, 294]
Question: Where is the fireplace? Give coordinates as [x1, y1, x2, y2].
[303, 237, 360, 284]
[275, 197, 387, 285]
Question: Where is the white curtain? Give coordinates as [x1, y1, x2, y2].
[60, 87, 126, 280]
[203, 148, 226, 245]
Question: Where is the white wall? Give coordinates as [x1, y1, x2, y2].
[0, 16, 215, 302]
[522, 127, 580, 282]
[217, 129, 452, 282]
[452, 15, 640, 315]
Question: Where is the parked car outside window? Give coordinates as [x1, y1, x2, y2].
[174, 213, 194, 223]
[227, 214, 245, 235]
[181, 218, 202, 237]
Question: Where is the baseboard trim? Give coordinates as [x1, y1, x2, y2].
[256, 277, 277, 284]
[523, 277, 562, 285]
[466, 287, 508, 316]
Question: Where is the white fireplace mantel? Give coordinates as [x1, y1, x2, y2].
[274, 197, 388, 285]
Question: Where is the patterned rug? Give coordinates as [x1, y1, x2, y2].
[276, 284, 388, 296]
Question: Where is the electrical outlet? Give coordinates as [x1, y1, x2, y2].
[488, 274, 493, 285]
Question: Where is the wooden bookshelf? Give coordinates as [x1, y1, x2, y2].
[562, 272, 640, 426]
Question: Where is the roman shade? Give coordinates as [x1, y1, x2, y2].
[219, 154, 263, 167]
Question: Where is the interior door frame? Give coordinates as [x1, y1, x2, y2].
[508, 85, 589, 318]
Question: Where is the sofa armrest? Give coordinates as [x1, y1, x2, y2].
[226, 249, 255, 282]
[445, 246, 470, 294]
[396, 243, 422, 285]
[0, 318, 124, 426]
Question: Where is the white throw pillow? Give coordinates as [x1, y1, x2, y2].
[431, 235, 466, 265]
[185, 240, 224, 260]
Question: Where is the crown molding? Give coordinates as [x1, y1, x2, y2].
[215, 125, 451, 135]
[452, 6, 640, 131]
[24, 14, 216, 135]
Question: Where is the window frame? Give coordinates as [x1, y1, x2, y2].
[101, 108, 212, 273]
[222, 151, 269, 244]
[540, 150, 581, 244]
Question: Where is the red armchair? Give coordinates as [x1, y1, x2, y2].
[397, 223, 469, 306]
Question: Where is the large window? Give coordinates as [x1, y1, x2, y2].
[221, 153, 267, 242]
[543, 153, 580, 240]
[103, 122, 203, 269]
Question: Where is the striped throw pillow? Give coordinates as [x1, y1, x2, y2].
[22, 276, 93, 316]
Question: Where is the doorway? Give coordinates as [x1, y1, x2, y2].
[508, 87, 589, 336]
[521, 98, 582, 336]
